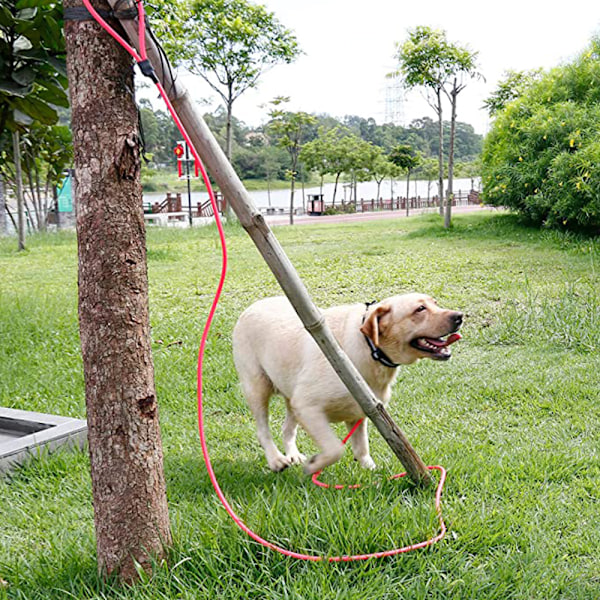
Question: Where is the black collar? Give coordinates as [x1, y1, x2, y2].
[362, 302, 400, 369]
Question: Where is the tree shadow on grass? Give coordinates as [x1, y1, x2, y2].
[164, 452, 309, 504]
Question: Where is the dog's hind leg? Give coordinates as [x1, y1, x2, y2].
[282, 401, 306, 466]
[346, 419, 376, 470]
[293, 405, 345, 475]
[241, 373, 293, 472]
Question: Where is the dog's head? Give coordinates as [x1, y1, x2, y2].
[360, 293, 463, 365]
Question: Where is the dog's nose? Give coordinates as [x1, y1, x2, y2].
[452, 312, 464, 328]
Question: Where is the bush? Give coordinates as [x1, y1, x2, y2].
[323, 202, 356, 215]
[482, 39, 600, 231]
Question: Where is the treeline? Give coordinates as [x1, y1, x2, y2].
[139, 100, 482, 182]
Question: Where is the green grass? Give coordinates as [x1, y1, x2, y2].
[0, 212, 599, 599]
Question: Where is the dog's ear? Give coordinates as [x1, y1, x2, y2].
[360, 305, 392, 347]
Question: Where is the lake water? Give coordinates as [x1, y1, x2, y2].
[144, 177, 480, 211]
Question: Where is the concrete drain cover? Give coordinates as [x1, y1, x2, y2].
[0, 407, 87, 475]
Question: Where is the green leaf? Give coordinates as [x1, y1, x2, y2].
[0, 5, 13, 28]
[15, 47, 48, 62]
[16, 95, 58, 125]
[16, 7, 37, 19]
[16, 0, 54, 8]
[12, 66, 36, 87]
[13, 35, 33, 52]
[0, 79, 33, 97]
[47, 56, 67, 77]
[13, 108, 33, 125]
[36, 85, 69, 108]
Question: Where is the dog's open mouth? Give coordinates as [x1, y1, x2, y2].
[410, 333, 462, 360]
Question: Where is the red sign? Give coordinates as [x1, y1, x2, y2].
[174, 144, 184, 158]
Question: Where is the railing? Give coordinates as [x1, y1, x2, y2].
[143, 192, 182, 214]
[143, 192, 228, 217]
[331, 189, 481, 214]
[145, 190, 482, 219]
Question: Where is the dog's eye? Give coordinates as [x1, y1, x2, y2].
[415, 305, 427, 313]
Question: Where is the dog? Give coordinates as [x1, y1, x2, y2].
[232, 293, 463, 475]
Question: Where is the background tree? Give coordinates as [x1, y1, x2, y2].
[300, 126, 355, 205]
[346, 137, 381, 205]
[154, 0, 300, 162]
[392, 26, 481, 226]
[1, 123, 72, 231]
[483, 69, 542, 117]
[415, 155, 440, 201]
[267, 97, 316, 224]
[0, 176, 5, 234]
[0, 0, 68, 248]
[482, 37, 600, 231]
[391, 26, 448, 217]
[368, 147, 394, 202]
[299, 125, 331, 196]
[441, 44, 481, 228]
[64, 0, 172, 581]
[390, 144, 420, 216]
[139, 98, 181, 166]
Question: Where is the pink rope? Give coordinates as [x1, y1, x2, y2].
[80, 0, 448, 560]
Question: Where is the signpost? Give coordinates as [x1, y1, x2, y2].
[174, 141, 199, 226]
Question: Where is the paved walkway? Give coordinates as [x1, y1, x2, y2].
[263, 204, 495, 227]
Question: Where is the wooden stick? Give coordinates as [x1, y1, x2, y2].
[108, 3, 432, 486]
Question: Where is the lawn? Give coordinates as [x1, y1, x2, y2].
[0, 211, 598, 599]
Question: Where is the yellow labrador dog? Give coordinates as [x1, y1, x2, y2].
[233, 293, 462, 475]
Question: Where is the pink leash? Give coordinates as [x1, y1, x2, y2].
[80, 0, 448, 561]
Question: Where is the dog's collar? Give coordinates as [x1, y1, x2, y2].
[362, 301, 400, 369]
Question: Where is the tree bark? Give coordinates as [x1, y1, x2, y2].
[436, 89, 444, 217]
[445, 82, 458, 229]
[63, 0, 172, 582]
[225, 95, 233, 162]
[289, 171, 295, 225]
[405, 171, 410, 217]
[12, 130, 26, 250]
[224, 94, 236, 222]
[0, 176, 6, 235]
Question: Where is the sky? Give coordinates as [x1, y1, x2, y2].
[159, 0, 600, 135]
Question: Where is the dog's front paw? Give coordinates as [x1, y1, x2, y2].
[267, 452, 293, 472]
[358, 455, 377, 470]
[286, 451, 306, 466]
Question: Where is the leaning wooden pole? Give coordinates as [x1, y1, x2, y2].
[109, 3, 432, 486]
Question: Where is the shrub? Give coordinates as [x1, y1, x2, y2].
[482, 39, 600, 231]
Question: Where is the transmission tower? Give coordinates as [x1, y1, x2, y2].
[382, 73, 405, 126]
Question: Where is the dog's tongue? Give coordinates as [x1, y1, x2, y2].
[446, 333, 462, 345]
[425, 333, 462, 348]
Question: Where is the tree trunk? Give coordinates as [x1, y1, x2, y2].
[0, 176, 6, 235]
[289, 173, 295, 225]
[445, 83, 457, 229]
[436, 89, 444, 217]
[63, 0, 172, 582]
[12, 130, 26, 250]
[224, 96, 236, 222]
[405, 171, 410, 217]
[332, 172, 340, 205]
